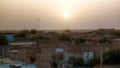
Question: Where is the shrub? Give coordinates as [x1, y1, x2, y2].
[69, 56, 84, 67]
[87, 56, 100, 67]
[69, 56, 100, 68]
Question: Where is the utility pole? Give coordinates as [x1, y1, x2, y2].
[63, 46, 69, 68]
[37, 17, 40, 31]
[100, 44, 103, 68]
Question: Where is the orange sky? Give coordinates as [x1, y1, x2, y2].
[0, 0, 120, 30]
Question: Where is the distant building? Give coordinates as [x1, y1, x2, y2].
[8, 42, 37, 46]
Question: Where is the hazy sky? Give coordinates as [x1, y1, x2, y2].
[0, 0, 120, 30]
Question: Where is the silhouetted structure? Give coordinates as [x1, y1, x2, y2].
[51, 60, 58, 68]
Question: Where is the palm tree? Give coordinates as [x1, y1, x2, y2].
[99, 37, 112, 68]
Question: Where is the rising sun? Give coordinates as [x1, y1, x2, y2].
[64, 11, 70, 18]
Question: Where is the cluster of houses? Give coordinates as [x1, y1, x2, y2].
[0, 29, 120, 67]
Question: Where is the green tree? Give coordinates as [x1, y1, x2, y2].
[103, 49, 120, 64]
[75, 38, 86, 44]
[99, 37, 112, 44]
[63, 29, 71, 34]
[39, 36, 49, 40]
[98, 37, 112, 68]
[0, 33, 8, 45]
[111, 30, 120, 37]
[57, 33, 71, 41]
[30, 29, 37, 34]
[15, 30, 30, 37]
[96, 31, 104, 36]
[31, 35, 49, 41]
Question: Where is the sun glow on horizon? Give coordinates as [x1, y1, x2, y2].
[64, 11, 70, 18]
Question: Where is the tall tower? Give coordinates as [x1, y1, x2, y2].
[37, 17, 40, 30]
